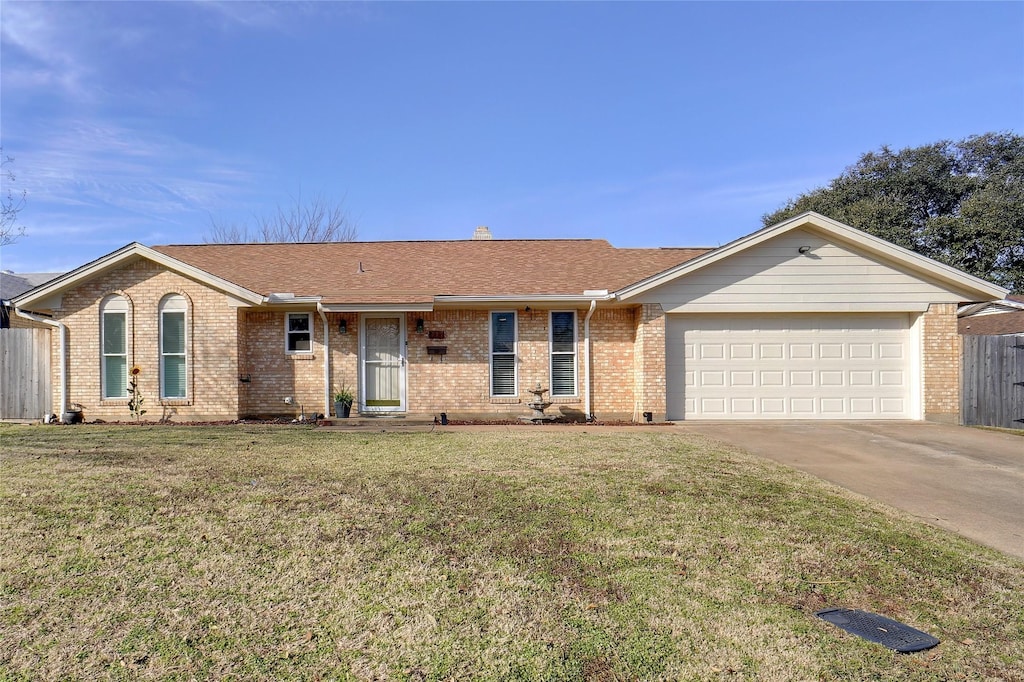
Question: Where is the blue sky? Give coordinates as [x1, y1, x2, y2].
[1, 1, 1022, 273]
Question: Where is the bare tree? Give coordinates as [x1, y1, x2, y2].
[206, 192, 357, 243]
[1, 149, 27, 247]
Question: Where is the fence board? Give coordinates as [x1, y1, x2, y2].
[961, 334, 1024, 429]
[0, 328, 51, 419]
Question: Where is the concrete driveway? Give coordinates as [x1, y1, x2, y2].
[680, 421, 1024, 560]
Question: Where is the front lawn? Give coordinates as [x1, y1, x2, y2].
[1, 425, 1021, 680]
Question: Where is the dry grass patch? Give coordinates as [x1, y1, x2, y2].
[1, 425, 1022, 681]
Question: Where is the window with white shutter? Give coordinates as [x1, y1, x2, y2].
[160, 295, 188, 399]
[101, 296, 129, 399]
[490, 311, 517, 396]
[550, 311, 577, 396]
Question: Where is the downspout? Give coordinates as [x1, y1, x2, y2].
[317, 303, 330, 419]
[583, 299, 598, 421]
[15, 309, 67, 420]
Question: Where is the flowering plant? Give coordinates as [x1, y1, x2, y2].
[127, 365, 147, 421]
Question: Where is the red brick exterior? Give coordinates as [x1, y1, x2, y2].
[633, 304, 666, 422]
[48, 259, 243, 422]
[922, 302, 961, 423]
[30, 260, 968, 424]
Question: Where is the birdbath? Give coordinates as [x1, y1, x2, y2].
[520, 383, 558, 423]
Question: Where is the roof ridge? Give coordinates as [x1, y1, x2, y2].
[154, 238, 614, 248]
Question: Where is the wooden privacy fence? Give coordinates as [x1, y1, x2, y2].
[961, 334, 1024, 430]
[0, 328, 51, 420]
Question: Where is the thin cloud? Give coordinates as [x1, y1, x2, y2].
[191, 0, 372, 33]
[0, 2, 93, 97]
[19, 118, 261, 216]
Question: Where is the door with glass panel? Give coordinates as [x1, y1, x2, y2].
[361, 315, 405, 412]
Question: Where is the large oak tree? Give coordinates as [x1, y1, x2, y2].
[764, 133, 1023, 291]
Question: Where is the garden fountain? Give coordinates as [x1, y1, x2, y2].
[519, 383, 559, 423]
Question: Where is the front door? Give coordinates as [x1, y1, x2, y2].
[361, 315, 406, 412]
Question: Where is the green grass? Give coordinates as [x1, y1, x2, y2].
[1, 424, 1021, 681]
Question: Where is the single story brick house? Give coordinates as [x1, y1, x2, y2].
[11, 212, 1008, 423]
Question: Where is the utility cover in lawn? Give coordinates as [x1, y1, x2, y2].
[815, 608, 941, 653]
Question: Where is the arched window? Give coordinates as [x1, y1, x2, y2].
[101, 295, 129, 399]
[160, 295, 188, 399]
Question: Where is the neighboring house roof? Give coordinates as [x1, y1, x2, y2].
[152, 240, 709, 305]
[1, 271, 63, 328]
[0, 271, 63, 303]
[958, 294, 1024, 335]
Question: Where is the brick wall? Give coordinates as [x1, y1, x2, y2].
[50, 259, 241, 422]
[406, 309, 588, 420]
[404, 308, 640, 421]
[922, 302, 961, 422]
[590, 308, 637, 419]
[633, 303, 666, 421]
[239, 310, 326, 418]
[42, 262, 653, 423]
[5, 309, 52, 330]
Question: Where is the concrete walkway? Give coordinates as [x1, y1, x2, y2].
[680, 421, 1024, 560]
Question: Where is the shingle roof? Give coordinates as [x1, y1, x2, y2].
[152, 240, 710, 304]
[0, 272, 64, 301]
[959, 310, 1024, 335]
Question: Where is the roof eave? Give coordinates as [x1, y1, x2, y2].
[12, 242, 266, 309]
[434, 293, 615, 306]
[320, 302, 435, 313]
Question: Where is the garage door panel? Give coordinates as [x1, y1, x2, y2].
[820, 343, 844, 359]
[879, 344, 904, 359]
[666, 314, 913, 420]
[820, 371, 844, 386]
[731, 371, 755, 386]
[791, 344, 814, 359]
[701, 344, 725, 359]
[880, 398, 905, 414]
[820, 398, 845, 414]
[849, 343, 874, 359]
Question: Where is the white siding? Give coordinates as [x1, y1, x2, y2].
[637, 228, 971, 313]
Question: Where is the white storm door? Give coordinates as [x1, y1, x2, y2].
[361, 315, 406, 412]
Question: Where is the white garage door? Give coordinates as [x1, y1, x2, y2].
[666, 314, 915, 420]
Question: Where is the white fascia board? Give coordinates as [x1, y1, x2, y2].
[958, 299, 1024, 317]
[435, 294, 614, 305]
[320, 303, 435, 313]
[663, 301, 933, 314]
[615, 211, 1010, 302]
[12, 242, 265, 308]
[266, 295, 323, 305]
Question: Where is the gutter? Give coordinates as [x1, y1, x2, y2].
[317, 303, 330, 419]
[435, 294, 608, 305]
[15, 309, 67, 420]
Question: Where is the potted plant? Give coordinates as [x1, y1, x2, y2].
[333, 385, 354, 418]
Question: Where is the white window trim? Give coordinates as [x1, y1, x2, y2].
[285, 312, 314, 354]
[490, 310, 518, 397]
[160, 295, 188, 400]
[101, 296, 129, 400]
[549, 310, 578, 397]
